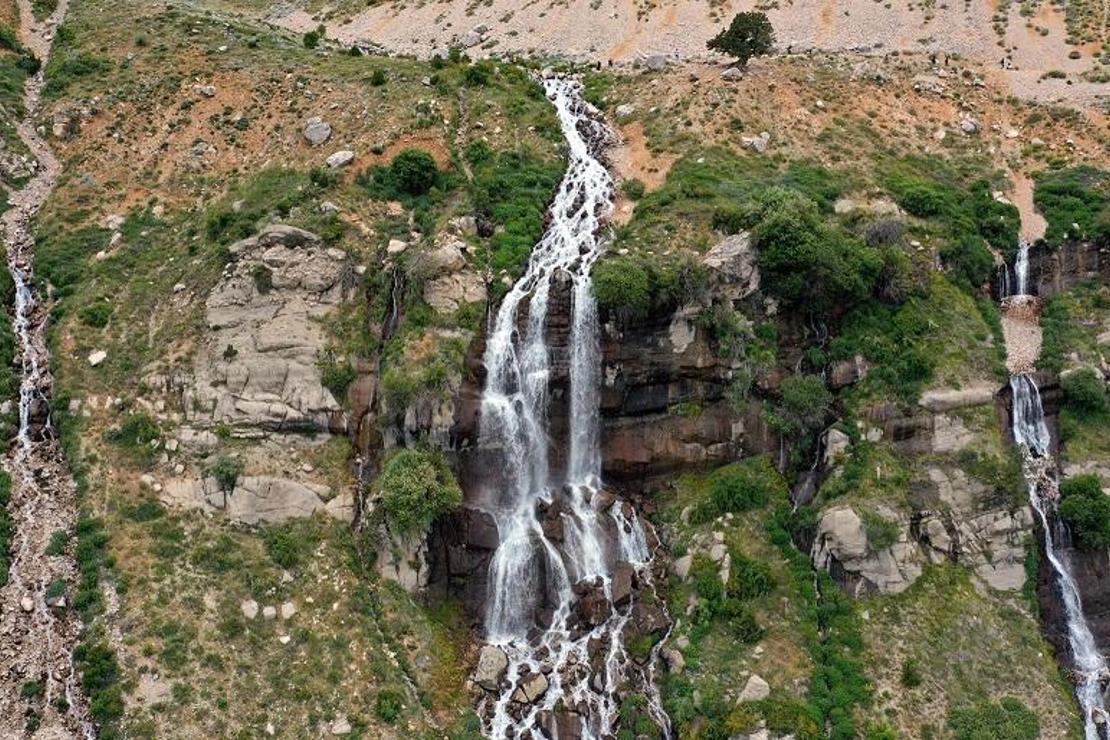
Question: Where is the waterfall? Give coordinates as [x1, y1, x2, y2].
[1010, 374, 1110, 737]
[477, 77, 668, 739]
[1013, 240, 1031, 297]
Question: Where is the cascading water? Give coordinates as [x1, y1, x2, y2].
[1010, 375, 1109, 737]
[1013, 240, 1031, 297]
[477, 77, 669, 739]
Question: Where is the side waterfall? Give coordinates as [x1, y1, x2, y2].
[1005, 247, 1109, 737]
[478, 77, 669, 738]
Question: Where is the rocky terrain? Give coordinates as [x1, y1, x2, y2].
[0, 0, 1107, 738]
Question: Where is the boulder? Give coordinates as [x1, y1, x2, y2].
[721, 67, 743, 81]
[811, 507, 921, 595]
[303, 117, 332, 146]
[615, 103, 636, 119]
[325, 150, 355, 168]
[510, 671, 549, 704]
[193, 83, 216, 98]
[612, 561, 634, 606]
[829, 355, 870, 388]
[88, 350, 107, 367]
[738, 673, 770, 702]
[474, 645, 509, 691]
[160, 475, 347, 525]
[823, 428, 850, 466]
[702, 232, 759, 301]
[240, 599, 259, 619]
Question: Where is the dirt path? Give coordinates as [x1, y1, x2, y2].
[0, 0, 94, 736]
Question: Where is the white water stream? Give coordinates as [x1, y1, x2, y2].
[477, 77, 669, 738]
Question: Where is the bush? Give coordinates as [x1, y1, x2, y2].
[1061, 368, 1108, 418]
[1058, 474, 1110, 550]
[900, 658, 922, 688]
[464, 61, 493, 86]
[765, 374, 831, 437]
[106, 413, 159, 448]
[592, 258, 651, 321]
[377, 449, 463, 535]
[74, 638, 123, 728]
[622, 178, 646, 200]
[706, 12, 775, 67]
[376, 688, 404, 723]
[940, 235, 993, 292]
[709, 463, 774, 514]
[370, 68, 387, 86]
[747, 188, 882, 317]
[318, 350, 356, 401]
[251, 264, 273, 294]
[209, 456, 243, 494]
[728, 553, 775, 600]
[78, 301, 113, 328]
[263, 522, 319, 569]
[947, 697, 1039, 740]
[302, 24, 325, 49]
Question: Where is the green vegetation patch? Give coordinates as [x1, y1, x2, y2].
[1058, 474, 1110, 550]
[1033, 167, 1110, 246]
[376, 449, 462, 536]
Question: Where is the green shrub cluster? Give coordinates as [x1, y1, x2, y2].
[745, 187, 884, 317]
[592, 253, 707, 323]
[42, 25, 110, 99]
[467, 143, 563, 274]
[1038, 294, 1071, 373]
[1062, 368, 1108, 418]
[688, 555, 765, 644]
[380, 331, 468, 410]
[377, 449, 463, 536]
[1058, 474, 1110, 550]
[1033, 166, 1109, 245]
[690, 456, 785, 523]
[205, 167, 334, 246]
[75, 638, 123, 733]
[947, 697, 1039, 739]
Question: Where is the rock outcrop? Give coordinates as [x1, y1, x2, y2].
[184, 225, 355, 432]
[161, 475, 354, 524]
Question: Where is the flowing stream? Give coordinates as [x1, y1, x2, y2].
[477, 77, 669, 739]
[0, 0, 93, 735]
[1004, 250, 1109, 737]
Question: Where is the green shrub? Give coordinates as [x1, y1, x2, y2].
[106, 413, 159, 448]
[318, 350, 356, 401]
[709, 464, 773, 513]
[390, 149, 438, 195]
[263, 522, 319, 569]
[251, 264, 273, 294]
[36, 225, 109, 297]
[44, 529, 68, 556]
[900, 658, 922, 688]
[1062, 368, 1108, 418]
[947, 697, 1039, 740]
[1058, 474, 1110, 549]
[377, 449, 462, 535]
[728, 553, 775, 600]
[78, 301, 113, 328]
[75, 638, 123, 728]
[765, 374, 831, 437]
[747, 188, 882, 317]
[375, 688, 404, 723]
[622, 178, 646, 200]
[592, 258, 651, 321]
[464, 61, 493, 86]
[370, 68, 387, 86]
[209, 456, 243, 493]
[940, 235, 993, 292]
[302, 24, 324, 49]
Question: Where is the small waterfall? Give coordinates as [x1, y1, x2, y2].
[477, 77, 669, 738]
[1010, 374, 1110, 737]
[1013, 240, 1031, 297]
[997, 262, 1011, 300]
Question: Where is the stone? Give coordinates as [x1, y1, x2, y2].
[662, 647, 685, 673]
[615, 103, 636, 119]
[278, 635, 291, 645]
[811, 507, 920, 595]
[424, 272, 486, 314]
[240, 599, 259, 619]
[474, 645, 509, 691]
[280, 601, 296, 619]
[824, 428, 850, 466]
[510, 672, 549, 704]
[330, 716, 351, 735]
[721, 66, 743, 81]
[918, 384, 996, 412]
[673, 554, 693, 581]
[959, 117, 979, 134]
[303, 117, 332, 146]
[738, 673, 771, 702]
[462, 31, 483, 48]
[161, 476, 345, 525]
[642, 54, 668, 71]
[325, 150, 355, 168]
[193, 83, 216, 98]
[104, 214, 125, 231]
[20, 596, 33, 612]
[262, 605, 277, 620]
[88, 350, 107, 367]
[386, 238, 407, 255]
[173, 282, 186, 293]
[829, 355, 869, 388]
[612, 560, 634, 606]
[702, 232, 759, 301]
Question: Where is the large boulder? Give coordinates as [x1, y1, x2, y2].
[811, 507, 922, 596]
[702, 232, 759, 302]
[473, 645, 508, 691]
[419, 235, 487, 314]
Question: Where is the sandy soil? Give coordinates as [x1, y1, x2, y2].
[273, 0, 1106, 106]
[610, 121, 678, 224]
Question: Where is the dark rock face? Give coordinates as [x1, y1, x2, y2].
[991, 237, 1109, 300]
[425, 506, 499, 617]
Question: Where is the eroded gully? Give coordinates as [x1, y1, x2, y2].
[0, 0, 95, 735]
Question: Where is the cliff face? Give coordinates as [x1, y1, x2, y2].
[992, 237, 1109, 299]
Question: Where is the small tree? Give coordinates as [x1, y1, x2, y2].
[707, 12, 775, 67]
